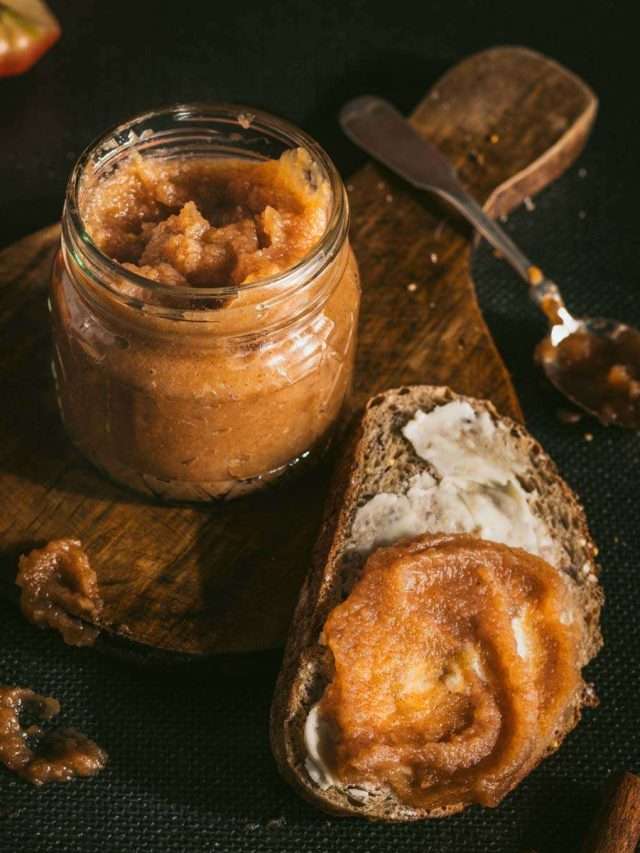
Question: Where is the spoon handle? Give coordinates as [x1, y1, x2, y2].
[443, 190, 566, 321]
[339, 96, 565, 319]
[443, 191, 535, 279]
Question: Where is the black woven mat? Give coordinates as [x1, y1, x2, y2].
[2, 138, 638, 853]
[2, 3, 639, 851]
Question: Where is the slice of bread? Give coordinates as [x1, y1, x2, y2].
[270, 385, 603, 821]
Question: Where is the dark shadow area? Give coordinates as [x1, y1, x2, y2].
[302, 49, 451, 179]
[520, 777, 598, 853]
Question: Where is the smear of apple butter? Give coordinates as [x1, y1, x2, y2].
[317, 533, 584, 810]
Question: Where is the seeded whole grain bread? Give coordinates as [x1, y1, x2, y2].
[270, 385, 604, 821]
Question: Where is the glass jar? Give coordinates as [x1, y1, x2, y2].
[50, 104, 360, 501]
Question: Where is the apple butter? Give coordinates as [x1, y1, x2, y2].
[537, 325, 640, 427]
[0, 686, 107, 785]
[80, 147, 332, 287]
[314, 533, 584, 811]
[17, 539, 102, 647]
[51, 105, 359, 500]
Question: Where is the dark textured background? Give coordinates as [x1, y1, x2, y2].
[1, 1, 638, 851]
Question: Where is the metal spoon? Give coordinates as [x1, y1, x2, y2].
[340, 96, 640, 428]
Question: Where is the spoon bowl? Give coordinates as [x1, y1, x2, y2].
[538, 317, 640, 428]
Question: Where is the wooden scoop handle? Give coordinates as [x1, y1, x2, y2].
[582, 772, 640, 853]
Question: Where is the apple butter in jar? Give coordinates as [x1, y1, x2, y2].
[50, 105, 360, 500]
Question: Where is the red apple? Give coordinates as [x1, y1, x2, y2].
[0, 0, 61, 77]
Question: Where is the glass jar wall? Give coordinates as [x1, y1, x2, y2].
[50, 104, 360, 501]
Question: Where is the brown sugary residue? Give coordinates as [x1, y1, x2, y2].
[80, 148, 331, 288]
[539, 293, 564, 326]
[16, 539, 102, 647]
[527, 265, 544, 286]
[0, 687, 107, 785]
[237, 112, 255, 129]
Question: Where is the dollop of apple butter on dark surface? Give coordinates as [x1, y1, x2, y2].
[0, 687, 107, 785]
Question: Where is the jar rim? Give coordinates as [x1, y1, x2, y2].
[63, 102, 349, 311]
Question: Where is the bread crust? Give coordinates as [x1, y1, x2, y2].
[270, 385, 603, 821]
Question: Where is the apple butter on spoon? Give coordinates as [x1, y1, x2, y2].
[340, 96, 640, 429]
[533, 278, 640, 428]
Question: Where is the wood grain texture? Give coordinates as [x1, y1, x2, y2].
[0, 47, 596, 655]
[582, 772, 640, 853]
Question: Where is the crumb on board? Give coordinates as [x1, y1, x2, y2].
[557, 408, 583, 425]
[578, 167, 587, 178]
[407, 282, 418, 293]
[430, 252, 438, 263]
[500, 214, 508, 224]
[584, 432, 594, 442]
[385, 194, 393, 203]
[237, 112, 255, 129]
[579, 210, 587, 220]
[489, 133, 500, 144]
[524, 196, 535, 212]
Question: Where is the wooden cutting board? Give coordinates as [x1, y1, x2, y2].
[0, 47, 596, 656]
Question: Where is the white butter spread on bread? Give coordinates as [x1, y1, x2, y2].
[304, 705, 338, 789]
[348, 401, 557, 562]
[305, 706, 371, 803]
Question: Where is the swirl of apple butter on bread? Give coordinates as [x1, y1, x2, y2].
[271, 386, 603, 820]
